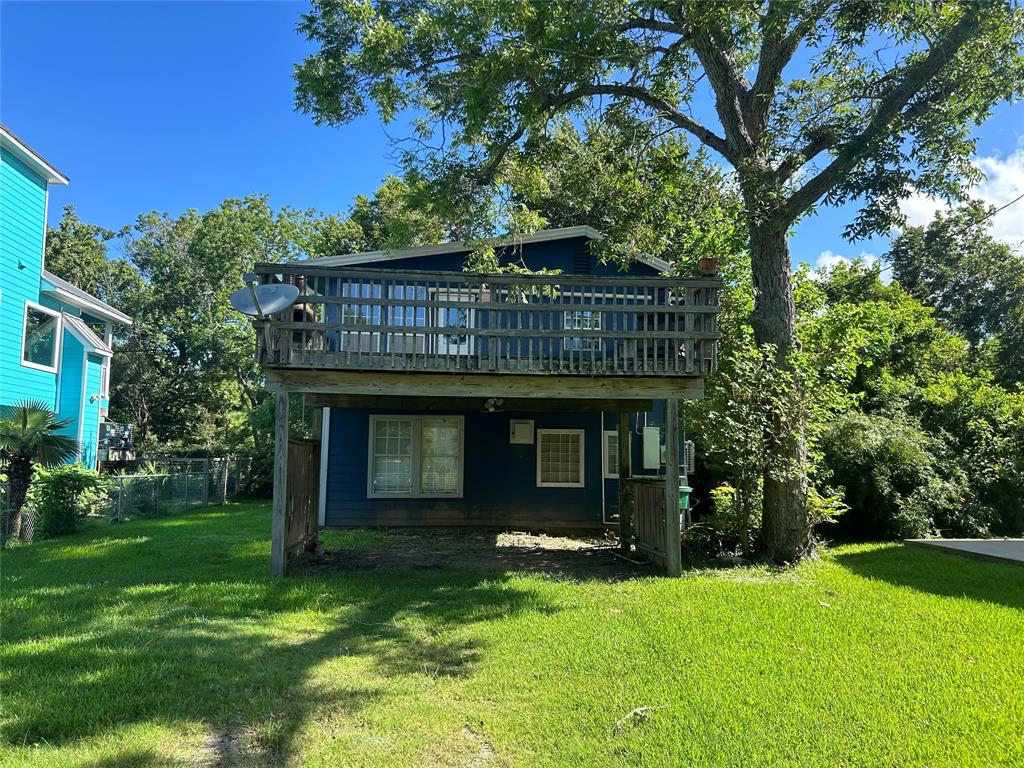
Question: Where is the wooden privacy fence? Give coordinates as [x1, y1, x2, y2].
[626, 477, 681, 572]
[253, 264, 721, 377]
[283, 437, 320, 566]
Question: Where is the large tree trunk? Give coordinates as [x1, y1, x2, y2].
[748, 222, 810, 563]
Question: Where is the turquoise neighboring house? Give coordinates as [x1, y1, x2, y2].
[0, 125, 132, 469]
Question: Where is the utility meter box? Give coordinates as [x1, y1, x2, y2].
[509, 419, 534, 444]
[642, 426, 661, 469]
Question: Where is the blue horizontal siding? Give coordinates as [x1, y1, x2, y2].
[325, 408, 608, 529]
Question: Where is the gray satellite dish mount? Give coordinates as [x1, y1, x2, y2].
[230, 274, 300, 319]
[230, 274, 301, 355]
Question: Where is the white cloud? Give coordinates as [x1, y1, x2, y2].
[812, 250, 892, 284]
[898, 147, 1024, 245]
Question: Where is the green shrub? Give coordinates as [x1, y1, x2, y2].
[821, 412, 987, 539]
[31, 464, 110, 539]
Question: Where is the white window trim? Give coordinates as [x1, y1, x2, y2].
[563, 309, 602, 352]
[536, 428, 586, 488]
[20, 300, 62, 373]
[366, 415, 465, 499]
[603, 430, 631, 479]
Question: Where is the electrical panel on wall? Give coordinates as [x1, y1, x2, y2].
[642, 426, 661, 470]
[509, 419, 534, 444]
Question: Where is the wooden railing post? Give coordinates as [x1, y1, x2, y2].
[663, 398, 682, 577]
[271, 390, 289, 577]
[617, 410, 633, 553]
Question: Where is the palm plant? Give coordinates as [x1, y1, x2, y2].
[0, 400, 79, 543]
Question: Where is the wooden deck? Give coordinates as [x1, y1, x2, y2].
[253, 264, 721, 381]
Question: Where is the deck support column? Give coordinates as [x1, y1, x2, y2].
[663, 398, 682, 577]
[617, 411, 633, 553]
[271, 390, 289, 577]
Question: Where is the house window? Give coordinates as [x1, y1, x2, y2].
[564, 310, 601, 351]
[603, 430, 630, 479]
[536, 429, 585, 487]
[368, 415, 464, 497]
[339, 282, 382, 352]
[22, 302, 61, 372]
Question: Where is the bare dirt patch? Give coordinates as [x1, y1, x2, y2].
[297, 529, 655, 580]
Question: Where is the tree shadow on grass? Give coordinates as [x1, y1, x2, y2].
[834, 543, 1024, 611]
[0, 509, 566, 765]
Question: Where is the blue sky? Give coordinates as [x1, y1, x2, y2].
[2, 1, 1022, 268]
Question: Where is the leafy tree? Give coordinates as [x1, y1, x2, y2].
[810, 260, 1024, 538]
[294, 0, 1024, 561]
[44, 205, 143, 311]
[0, 401, 79, 544]
[887, 200, 1024, 386]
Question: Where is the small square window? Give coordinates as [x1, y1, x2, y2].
[537, 429, 585, 487]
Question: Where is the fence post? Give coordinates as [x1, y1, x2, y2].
[184, 472, 191, 510]
[202, 459, 210, 506]
[117, 476, 124, 519]
[220, 458, 230, 505]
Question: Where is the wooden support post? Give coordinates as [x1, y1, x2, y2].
[271, 391, 289, 577]
[617, 411, 633, 553]
[663, 398, 682, 577]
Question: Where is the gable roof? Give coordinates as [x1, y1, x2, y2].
[0, 124, 69, 185]
[41, 270, 132, 325]
[62, 313, 113, 358]
[300, 225, 672, 272]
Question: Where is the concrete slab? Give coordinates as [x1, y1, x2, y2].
[905, 538, 1024, 566]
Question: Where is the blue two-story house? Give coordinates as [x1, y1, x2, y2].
[248, 227, 721, 575]
[0, 125, 132, 469]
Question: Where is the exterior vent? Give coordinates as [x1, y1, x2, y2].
[572, 245, 591, 275]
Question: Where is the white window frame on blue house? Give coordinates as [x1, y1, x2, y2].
[602, 430, 631, 479]
[536, 428, 586, 488]
[563, 309, 602, 352]
[20, 300, 62, 373]
[366, 414, 465, 499]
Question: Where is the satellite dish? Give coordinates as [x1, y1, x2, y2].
[230, 283, 300, 318]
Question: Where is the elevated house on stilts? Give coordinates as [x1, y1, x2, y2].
[247, 227, 721, 576]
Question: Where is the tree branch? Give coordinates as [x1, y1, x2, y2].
[553, 83, 731, 159]
[749, 1, 834, 135]
[782, 6, 982, 222]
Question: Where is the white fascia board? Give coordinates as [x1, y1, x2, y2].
[0, 126, 69, 185]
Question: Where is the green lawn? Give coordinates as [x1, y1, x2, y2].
[2, 503, 1022, 767]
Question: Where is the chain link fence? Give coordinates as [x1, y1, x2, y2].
[1, 457, 254, 542]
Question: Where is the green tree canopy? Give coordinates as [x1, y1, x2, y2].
[887, 200, 1024, 386]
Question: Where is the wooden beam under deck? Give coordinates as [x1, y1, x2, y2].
[303, 393, 655, 412]
[267, 368, 704, 401]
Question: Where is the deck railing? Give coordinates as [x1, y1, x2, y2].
[253, 264, 722, 377]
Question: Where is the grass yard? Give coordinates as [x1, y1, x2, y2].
[1, 503, 1022, 768]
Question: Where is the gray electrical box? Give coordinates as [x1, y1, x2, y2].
[642, 426, 661, 470]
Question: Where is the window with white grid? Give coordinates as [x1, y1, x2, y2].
[603, 430, 631, 479]
[536, 429, 585, 487]
[563, 310, 602, 351]
[370, 418, 413, 494]
[368, 415, 463, 497]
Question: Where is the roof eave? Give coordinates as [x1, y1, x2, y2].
[0, 125, 69, 185]
[41, 271, 133, 325]
[305, 225, 605, 268]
